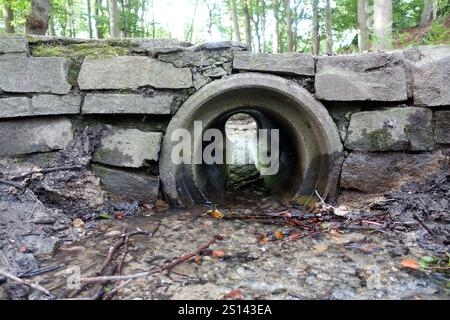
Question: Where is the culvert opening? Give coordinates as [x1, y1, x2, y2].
[160, 73, 343, 208]
[196, 110, 303, 206]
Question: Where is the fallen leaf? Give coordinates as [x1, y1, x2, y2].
[288, 233, 301, 241]
[257, 235, 269, 244]
[72, 218, 85, 228]
[223, 289, 243, 300]
[275, 230, 284, 240]
[208, 208, 224, 219]
[333, 205, 350, 217]
[194, 255, 202, 265]
[212, 250, 225, 258]
[401, 258, 420, 270]
[114, 211, 125, 219]
[98, 213, 112, 219]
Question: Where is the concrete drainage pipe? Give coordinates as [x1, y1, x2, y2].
[160, 73, 343, 207]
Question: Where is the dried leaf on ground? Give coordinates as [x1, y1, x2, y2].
[223, 289, 243, 300]
[401, 258, 421, 270]
[208, 209, 224, 219]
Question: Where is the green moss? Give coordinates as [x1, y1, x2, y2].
[92, 148, 113, 163]
[31, 43, 130, 86]
[366, 129, 390, 150]
[31, 43, 130, 59]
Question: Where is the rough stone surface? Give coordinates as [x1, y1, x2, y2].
[411, 45, 450, 106]
[138, 39, 192, 56]
[0, 36, 29, 54]
[77, 56, 193, 90]
[0, 57, 71, 94]
[158, 48, 237, 68]
[31, 94, 81, 115]
[82, 93, 173, 114]
[0, 95, 80, 118]
[93, 127, 162, 168]
[315, 52, 408, 101]
[233, 51, 315, 76]
[345, 107, 434, 151]
[0, 117, 73, 156]
[0, 97, 32, 118]
[341, 151, 445, 193]
[435, 111, 450, 144]
[92, 164, 159, 203]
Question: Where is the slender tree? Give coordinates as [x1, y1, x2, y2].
[325, 0, 333, 54]
[273, 0, 280, 53]
[241, 0, 252, 51]
[373, 0, 392, 50]
[284, 0, 294, 52]
[3, 2, 15, 33]
[87, 0, 93, 39]
[260, 0, 266, 51]
[357, 0, 369, 52]
[26, 0, 51, 35]
[109, 0, 120, 38]
[312, 0, 320, 55]
[230, 0, 241, 42]
[420, 0, 437, 27]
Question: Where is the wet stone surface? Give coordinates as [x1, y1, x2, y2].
[26, 207, 448, 300]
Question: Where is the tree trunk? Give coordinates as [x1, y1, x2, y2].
[230, 0, 241, 42]
[285, 0, 294, 52]
[260, 0, 266, 52]
[373, 0, 392, 50]
[48, 13, 56, 36]
[420, 0, 437, 27]
[312, 0, 319, 55]
[87, 0, 93, 39]
[357, 0, 369, 52]
[273, 0, 280, 53]
[325, 0, 332, 54]
[26, 0, 50, 35]
[94, 0, 103, 39]
[140, 0, 145, 37]
[241, 0, 252, 51]
[109, 0, 120, 38]
[3, 3, 15, 33]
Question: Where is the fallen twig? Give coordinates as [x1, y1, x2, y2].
[80, 235, 223, 284]
[0, 178, 25, 189]
[0, 269, 54, 299]
[11, 165, 83, 180]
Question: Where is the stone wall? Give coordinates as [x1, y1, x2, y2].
[0, 34, 449, 203]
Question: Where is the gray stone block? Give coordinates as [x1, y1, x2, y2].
[92, 164, 159, 203]
[315, 52, 408, 101]
[0, 36, 29, 54]
[341, 151, 445, 193]
[93, 127, 162, 168]
[77, 56, 193, 90]
[0, 56, 71, 94]
[412, 45, 450, 106]
[31, 94, 81, 115]
[345, 107, 434, 151]
[0, 117, 73, 156]
[0, 97, 32, 118]
[0, 95, 80, 118]
[435, 110, 450, 144]
[233, 51, 315, 76]
[82, 93, 173, 114]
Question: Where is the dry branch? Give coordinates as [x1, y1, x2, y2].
[0, 269, 54, 299]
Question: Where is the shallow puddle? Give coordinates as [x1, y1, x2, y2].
[34, 209, 449, 300]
